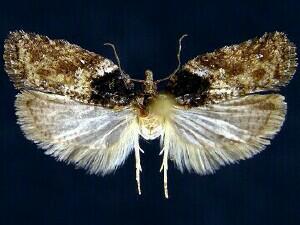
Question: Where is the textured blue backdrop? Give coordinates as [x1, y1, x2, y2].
[0, 0, 299, 225]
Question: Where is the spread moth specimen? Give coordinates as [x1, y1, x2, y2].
[4, 31, 297, 198]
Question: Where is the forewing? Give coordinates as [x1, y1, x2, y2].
[4, 31, 138, 108]
[162, 94, 286, 174]
[166, 32, 297, 106]
[15, 91, 140, 175]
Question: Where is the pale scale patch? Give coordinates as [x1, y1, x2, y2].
[95, 59, 118, 76]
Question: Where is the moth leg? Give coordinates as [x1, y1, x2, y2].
[134, 142, 143, 195]
[160, 146, 169, 199]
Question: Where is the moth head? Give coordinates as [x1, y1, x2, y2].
[143, 70, 157, 95]
[145, 70, 154, 82]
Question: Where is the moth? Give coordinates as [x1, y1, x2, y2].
[3, 31, 297, 198]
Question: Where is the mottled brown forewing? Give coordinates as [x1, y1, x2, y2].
[3, 31, 119, 104]
[182, 32, 297, 104]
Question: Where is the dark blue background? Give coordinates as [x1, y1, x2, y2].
[1, 0, 299, 225]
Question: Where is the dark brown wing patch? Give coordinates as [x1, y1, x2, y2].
[90, 70, 142, 108]
[170, 32, 297, 106]
[165, 70, 210, 106]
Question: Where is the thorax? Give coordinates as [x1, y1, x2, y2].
[136, 94, 175, 140]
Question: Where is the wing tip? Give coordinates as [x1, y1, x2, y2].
[3, 30, 29, 89]
[3, 31, 51, 90]
[266, 31, 298, 86]
[284, 39, 298, 84]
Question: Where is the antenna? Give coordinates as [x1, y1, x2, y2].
[104, 42, 145, 83]
[104, 42, 126, 78]
[156, 34, 188, 83]
[174, 34, 188, 74]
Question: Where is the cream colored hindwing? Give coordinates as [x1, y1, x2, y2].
[162, 94, 286, 175]
[15, 91, 140, 176]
